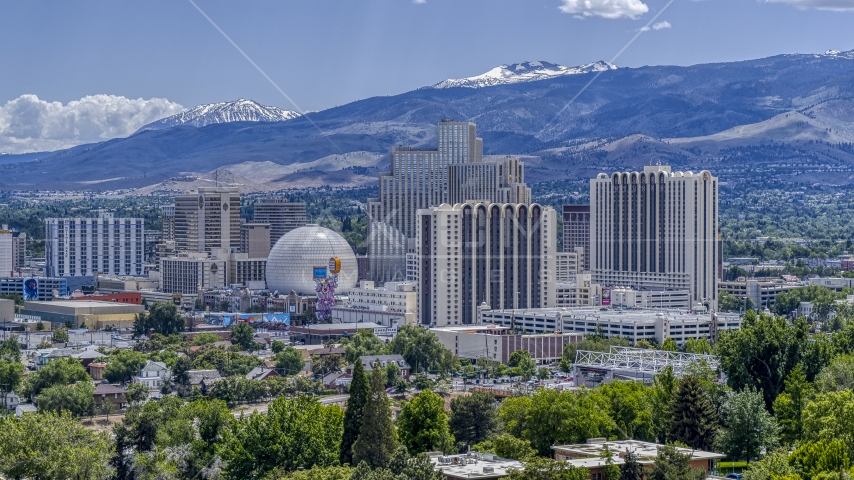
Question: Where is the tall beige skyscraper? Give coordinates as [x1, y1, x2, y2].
[416, 201, 556, 326]
[368, 121, 531, 283]
[253, 199, 306, 249]
[174, 187, 240, 254]
[589, 165, 719, 310]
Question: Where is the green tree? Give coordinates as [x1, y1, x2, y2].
[801, 389, 854, 459]
[341, 358, 369, 465]
[52, 328, 69, 343]
[105, 349, 148, 384]
[717, 387, 781, 462]
[0, 335, 22, 360]
[449, 391, 498, 447]
[814, 353, 854, 392]
[669, 375, 718, 451]
[595, 379, 655, 441]
[398, 389, 455, 454]
[385, 361, 401, 387]
[499, 395, 534, 438]
[191, 332, 222, 346]
[790, 440, 850, 479]
[352, 364, 399, 469]
[344, 329, 389, 363]
[0, 411, 113, 480]
[772, 363, 815, 443]
[23, 357, 89, 399]
[492, 433, 537, 460]
[743, 448, 797, 480]
[719, 291, 755, 312]
[507, 457, 589, 480]
[37, 381, 95, 418]
[620, 449, 644, 480]
[0, 359, 25, 409]
[508, 350, 537, 379]
[276, 346, 307, 375]
[230, 321, 258, 351]
[650, 366, 679, 443]
[684, 337, 712, 355]
[126, 382, 149, 403]
[133, 301, 185, 337]
[509, 388, 616, 456]
[661, 338, 678, 352]
[218, 394, 344, 478]
[172, 355, 192, 389]
[272, 339, 285, 353]
[716, 310, 809, 407]
[650, 445, 706, 480]
[388, 325, 451, 374]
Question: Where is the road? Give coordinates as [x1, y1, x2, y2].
[231, 394, 350, 417]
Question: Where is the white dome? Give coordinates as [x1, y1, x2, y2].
[266, 225, 358, 295]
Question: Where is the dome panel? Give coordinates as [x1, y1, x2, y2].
[266, 225, 358, 295]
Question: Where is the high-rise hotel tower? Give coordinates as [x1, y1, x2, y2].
[368, 121, 530, 283]
[589, 165, 719, 310]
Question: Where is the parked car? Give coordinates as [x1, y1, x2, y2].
[726, 474, 743, 480]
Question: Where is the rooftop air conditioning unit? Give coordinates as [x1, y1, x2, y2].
[483, 467, 495, 474]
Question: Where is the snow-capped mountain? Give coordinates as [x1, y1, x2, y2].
[429, 60, 617, 89]
[819, 49, 854, 59]
[134, 99, 300, 133]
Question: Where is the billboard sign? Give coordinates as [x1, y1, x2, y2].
[601, 287, 611, 306]
[313, 266, 327, 279]
[23, 278, 38, 300]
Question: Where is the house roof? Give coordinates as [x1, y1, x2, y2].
[552, 440, 725, 462]
[141, 360, 167, 372]
[308, 347, 345, 356]
[356, 355, 410, 371]
[72, 350, 106, 360]
[246, 367, 279, 381]
[94, 384, 126, 395]
[188, 370, 223, 385]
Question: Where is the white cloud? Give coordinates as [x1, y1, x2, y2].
[0, 94, 184, 154]
[652, 20, 671, 29]
[413, 0, 426, 3]
[765, 0, 854, 11]
[559, 0, 649, 19]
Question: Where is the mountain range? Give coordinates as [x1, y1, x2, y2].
[134, 99, 300, 134]
[2, 50, 854, 192]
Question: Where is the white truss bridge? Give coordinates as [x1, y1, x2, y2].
[574, 346, 719, 377]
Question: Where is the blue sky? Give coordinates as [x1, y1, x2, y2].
[0, 0, 852, 152]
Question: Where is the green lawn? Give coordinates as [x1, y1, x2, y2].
[718, 461, 748, 469]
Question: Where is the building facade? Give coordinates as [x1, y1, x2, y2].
[590, 166, 719, 310]
[479, 307, 742, 344]
[562, 204, 590, 270]
[431, 325, 582, 364]
[45, 215, 144, 277]
[253, 199, 307, 249]
[161, 205, 175, 242]
[369, 122, 482, 283]
[0, 230, 13, 277]
[174, 187, 240, 254]
[0, 277, 68, 301]
[240, 223, 271, 258]
[160, 253, 228, 294]
[417, 201, 556, 327]
[448, 156, 531, 205]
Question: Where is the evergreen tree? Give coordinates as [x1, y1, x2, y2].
[669, 375, 718, 451]
[352, 362, 399, 469]
[341, 359, 369, 465]
[619, 449, 644, 480]
[650, 446, 706, 480]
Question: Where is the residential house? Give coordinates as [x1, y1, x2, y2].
[35, 348, 75, 370]
[89, 362, 107, 381]
[246, 366, 279, 381]
[187, 369, 223, 395]
[135, 360, 170, 390]
[3, 391, 21, 411]
[15, 403, 37, 417]
[94, 384, 128, 410]
[346, 355, 411, 381]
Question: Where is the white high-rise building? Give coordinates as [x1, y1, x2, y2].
[174, 187, 240, 254]
[0, 230, 14, 277]
[368, 121, 531, 283]
[416, 201, 556, 326]
[253, 199, 307, 249]
[45, 214, 144, 277]
[589, 165, 719, 310]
